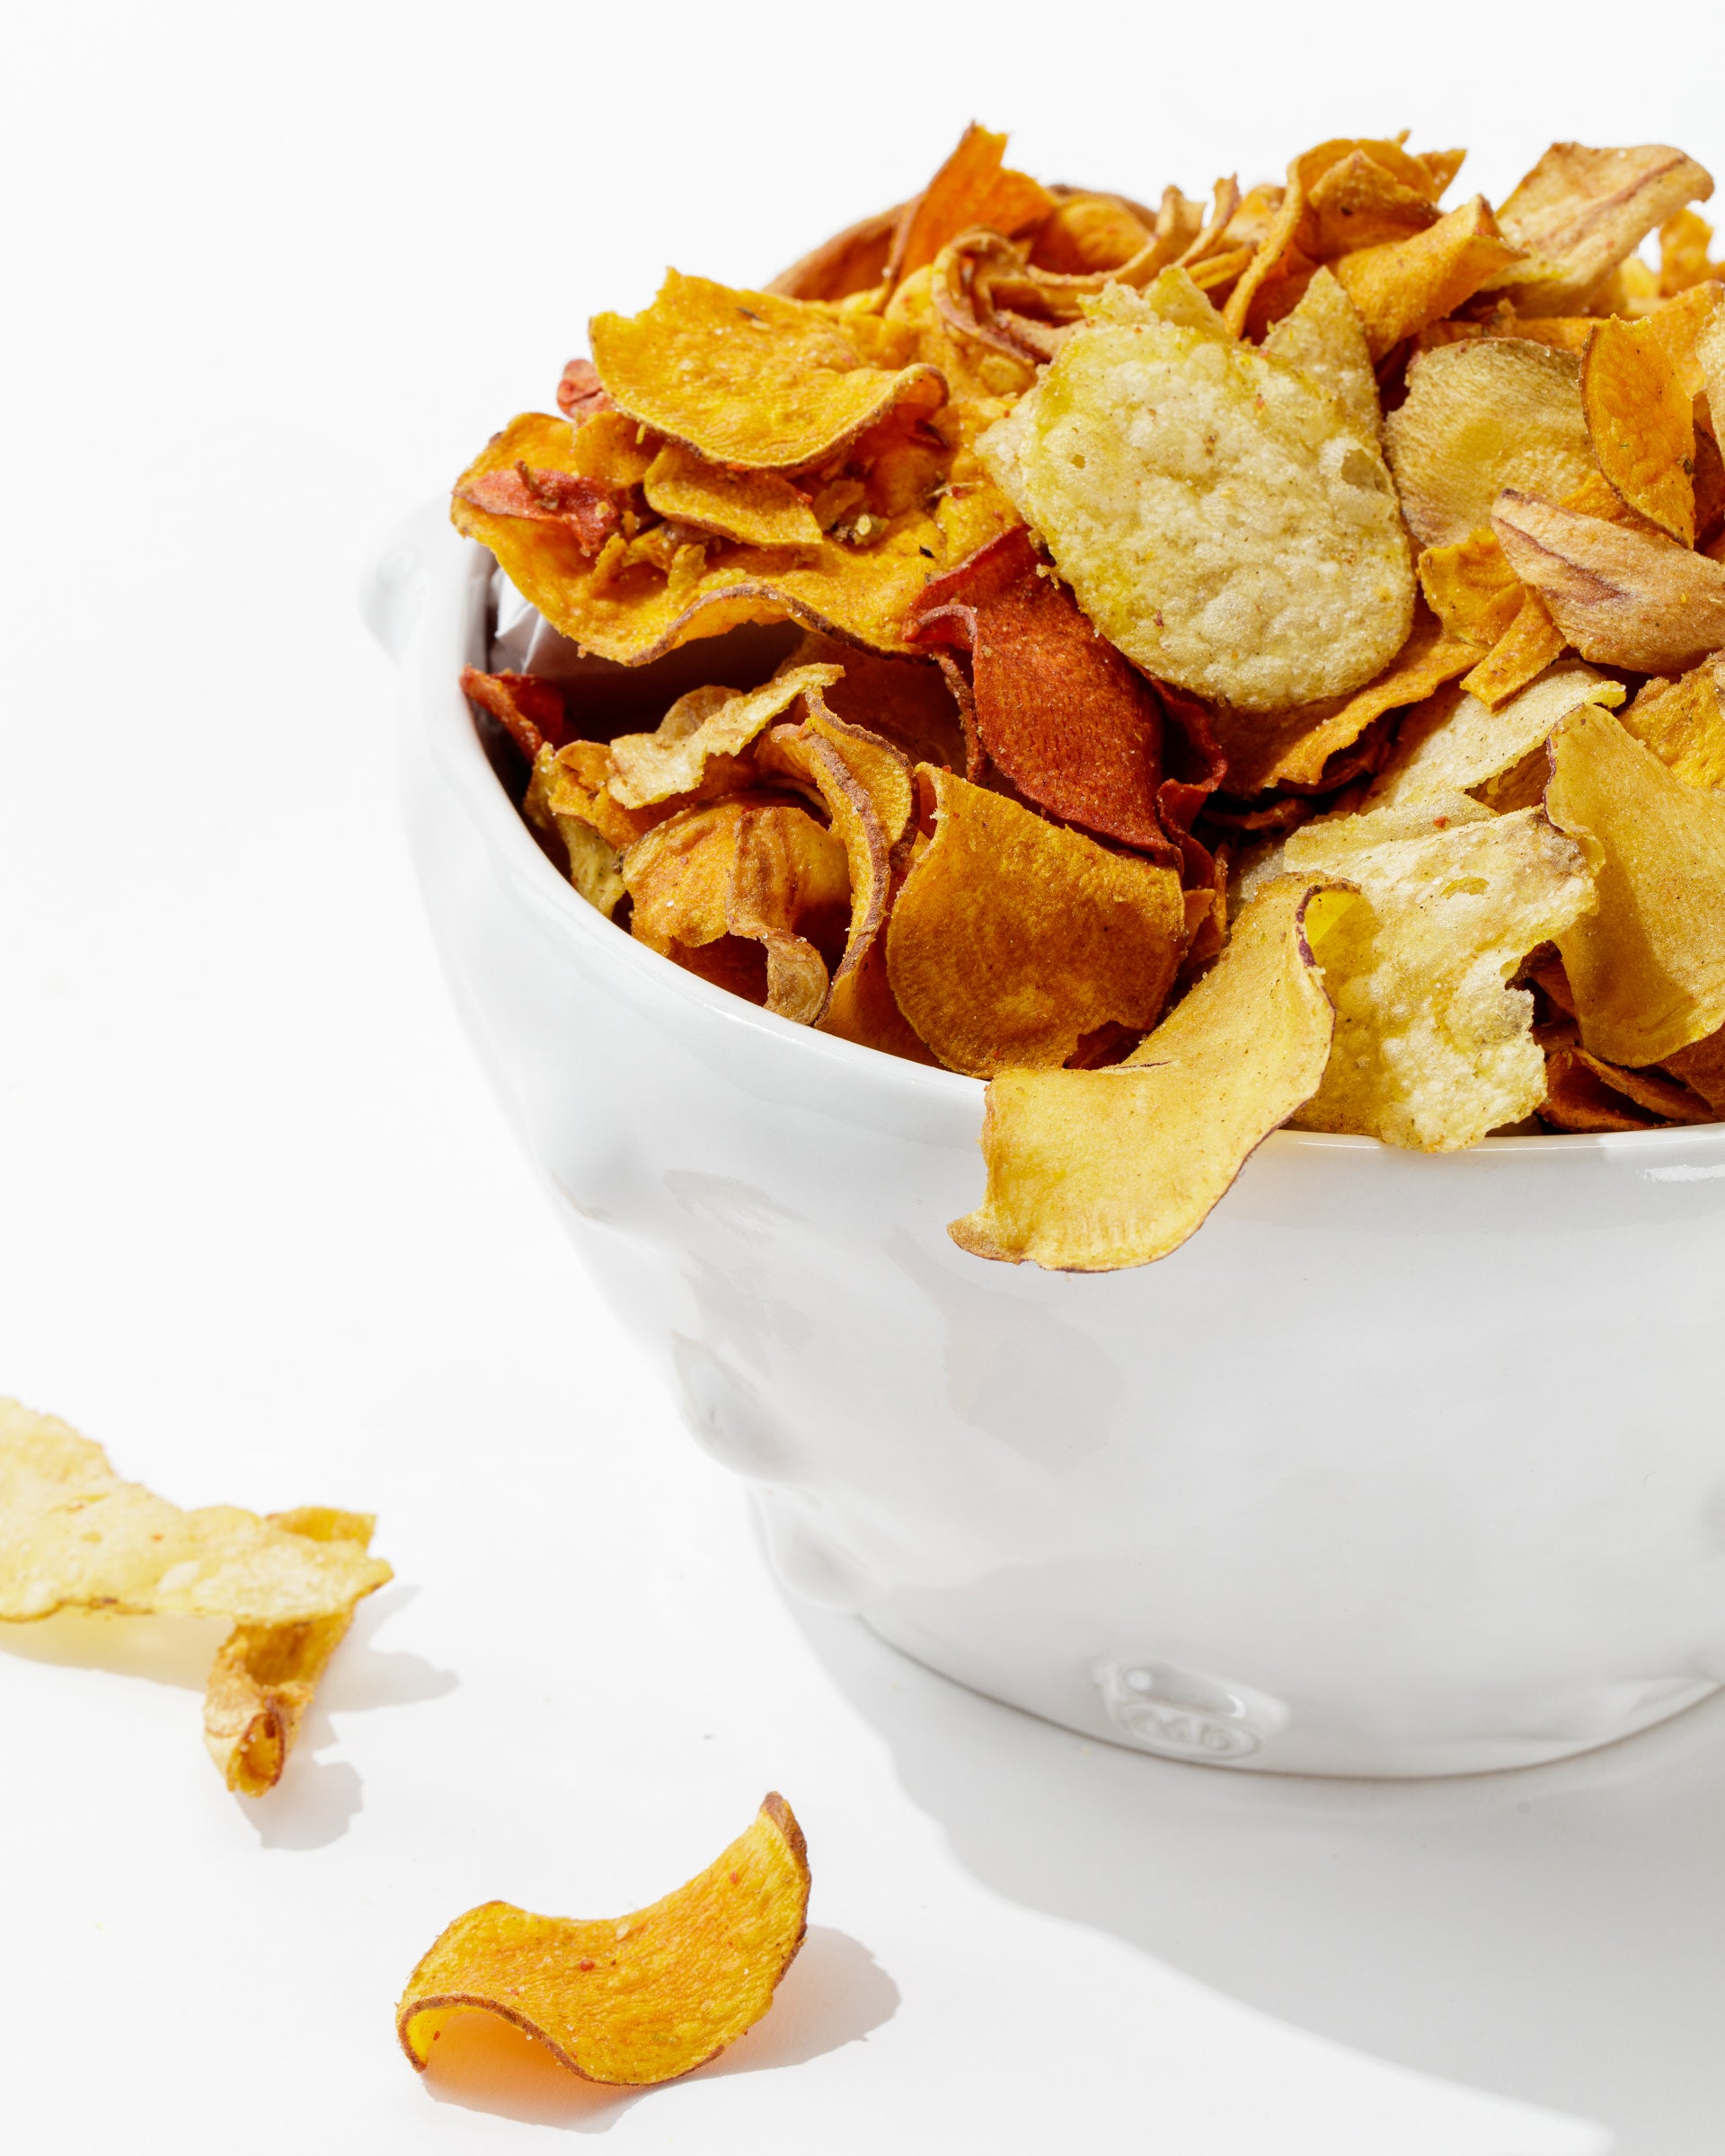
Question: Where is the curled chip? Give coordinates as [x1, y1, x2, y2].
[949, 876, 1347, 1271]
[907, 526, 1173, 856]
[1492, 141, 1714, 315]
[397, 1794, 809, 2087]
[1546, 702, 1725, 1066]
[1331, 195, 1522, 360]
[607, 664, 843, 808]
[885, 768, 1186, 1075]
[1285, 795, 1595, 1149]
[887, 123, 1056, 286]
[590, 271, 945, 472]
[1372, 660, 1624, 807]
[1491, 490, 1725, 673]
[979, 276, 1413, 710]
[1384, 339, 1597, 548]
[0, 1400, 390, 1793]
[1580, 316, 1696, 543]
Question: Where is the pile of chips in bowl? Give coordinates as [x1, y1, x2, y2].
[453, 126, 1725, 1271]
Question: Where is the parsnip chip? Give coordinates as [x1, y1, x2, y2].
[204, 1507, 377, 1798]
[1383, 339, 1597, 548]
[1620, 657, 1725, 788]
[0, 1401, 390, 1791]
[642, 444, 824, 551]
[948, 876, 1345, 1271]
[398, 1794, 809, 2088]
[1581, 316, 1696, 543]
[1546, 702, 1725, 1065]
[1493, 142, 1714, 315]
[1372, 660, 1624, 807]
[1491, 489, 1725, 672]
[888, 123, 1057, 287]
[885, 768, 1185, 1075]
[1285, 796, 1595, 1148]
[590, 272, 945, 473]
[978, 296, 1413, 710]
[607, 664, 843, 808]
[1331, 196, 1522, 360]
[1208, 605, 1476, 794]
[624, 797, 849, 1021]
[907, 526, 1174, 855]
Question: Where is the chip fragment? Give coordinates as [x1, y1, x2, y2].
[887, 124, 1056, 287]
[885, 768, 1186, 1074]
[979, 282, 1413, 709]
[948, 876, 1346, 1270]
[397, 1795, 810, 2087]
[1371, 660, 1624, 807]
[0, 1401, 390, 1792]
[1546, 702, 1725, 1065]
[607, 664, 844, 808]
[1331, 195, 1521, 360]
[1285, 795, 1596, 1148]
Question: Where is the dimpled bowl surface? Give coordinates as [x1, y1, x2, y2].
[373, 511, 1725, 1777]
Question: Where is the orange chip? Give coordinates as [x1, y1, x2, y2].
[1492, 489, 1725, 673]
[1620, 657, 1725, 788]
[767, 202, 905, 304]
[590, 271, 946, 473]
[907, 527, 1175, 859]
[1031, 192, 1154, 275]
[782, 632, 969, 769]
[1580, 315, 1696, 543]
[1332, 196, 1523, 360]
[642, 443, 824, 551]
[1416, 528, 1526, 648]
[885, 768, 1186, 1075]
[887, 124, 1057, 287]
[606, 664, 843, 808]
[460, 667, 571, 759]
[1459, 587, 1569, 707]
[1660, 208, 1720, 296]
[1306, 149, 1441, 257]
[1666, 1021, 1725, 1112]
[398, 1795, 809, 2088]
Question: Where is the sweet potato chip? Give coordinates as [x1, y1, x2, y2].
[1697, 291, 1725, 432]
[398, 1794, 809, 2087]
[1209, 605, 1476, 795]
[907, 526, 1173, 856]
[1306, 150, 1441, 257]
[1491, 489, 1725, 672]
[1546, 702, 1725, 1065]
[1459, 588, 1570, 708]
[888, 124, 1057, 287]
[1493, 142, 1714, 315]
[767, 202, 905, 304]
[979, 290, 1412, 710]
[1372, 660, 1624, 808]
[642, 444, 824, 551]
[456, 463, 623, 555]
[0, 1401, 390, 1791]
[1539, 1042, 1660, 1131]
[885, 768, 1185, 1074]
[1666, 1021, 1725, 1111]
[525, 741, 673, 918]
[1285, 795, 1595, 1147]
[1620, 656, 1725, 788]
[590, 272, 944, 473]
[1581, 315, 1696, 543]
[1332, 196, 1522, 360]
[624, 796, 849, 1020]
[461, 667, 570, 759]
[204, 1507, 377, 1797]
[1033, 192, 1154, 276]
[1660, 209, 1721, 297]
[947, 876, 1346, 1271]
[606, 664, 843, 808]
[1417, 527, 1525, 648]
[1384, 339, 1597, 548]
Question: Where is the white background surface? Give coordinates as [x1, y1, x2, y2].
[4, 4, 1725, 2149]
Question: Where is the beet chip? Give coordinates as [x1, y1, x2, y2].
[908, 528, 1173, 858]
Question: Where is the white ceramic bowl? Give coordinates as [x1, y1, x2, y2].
[367, 507, 1725, 1778]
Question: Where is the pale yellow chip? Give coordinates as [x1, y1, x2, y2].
[1620, 657, 1725, 789]
[1383, 338, 1597, 548]
[1492, 142, 1714, 316]
[1371, 660, 1624, 808]
[1546, 702, 1725, 1066]
[1285, 795, 1595, 1149]
[1260, 266, 1383, 439]
[978, 296, 1413, 711]
[0, 1401, 390, 1794]
[606, 664, 843, 808]
[398, 1795, 810, 2087]
[947, 876, 1346, 1272]
[1491, 489, 1725, 673]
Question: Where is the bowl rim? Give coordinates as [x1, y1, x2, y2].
[421, 527, 1725, 1170]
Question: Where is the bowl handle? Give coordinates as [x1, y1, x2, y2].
[357, 499, 453, 665]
